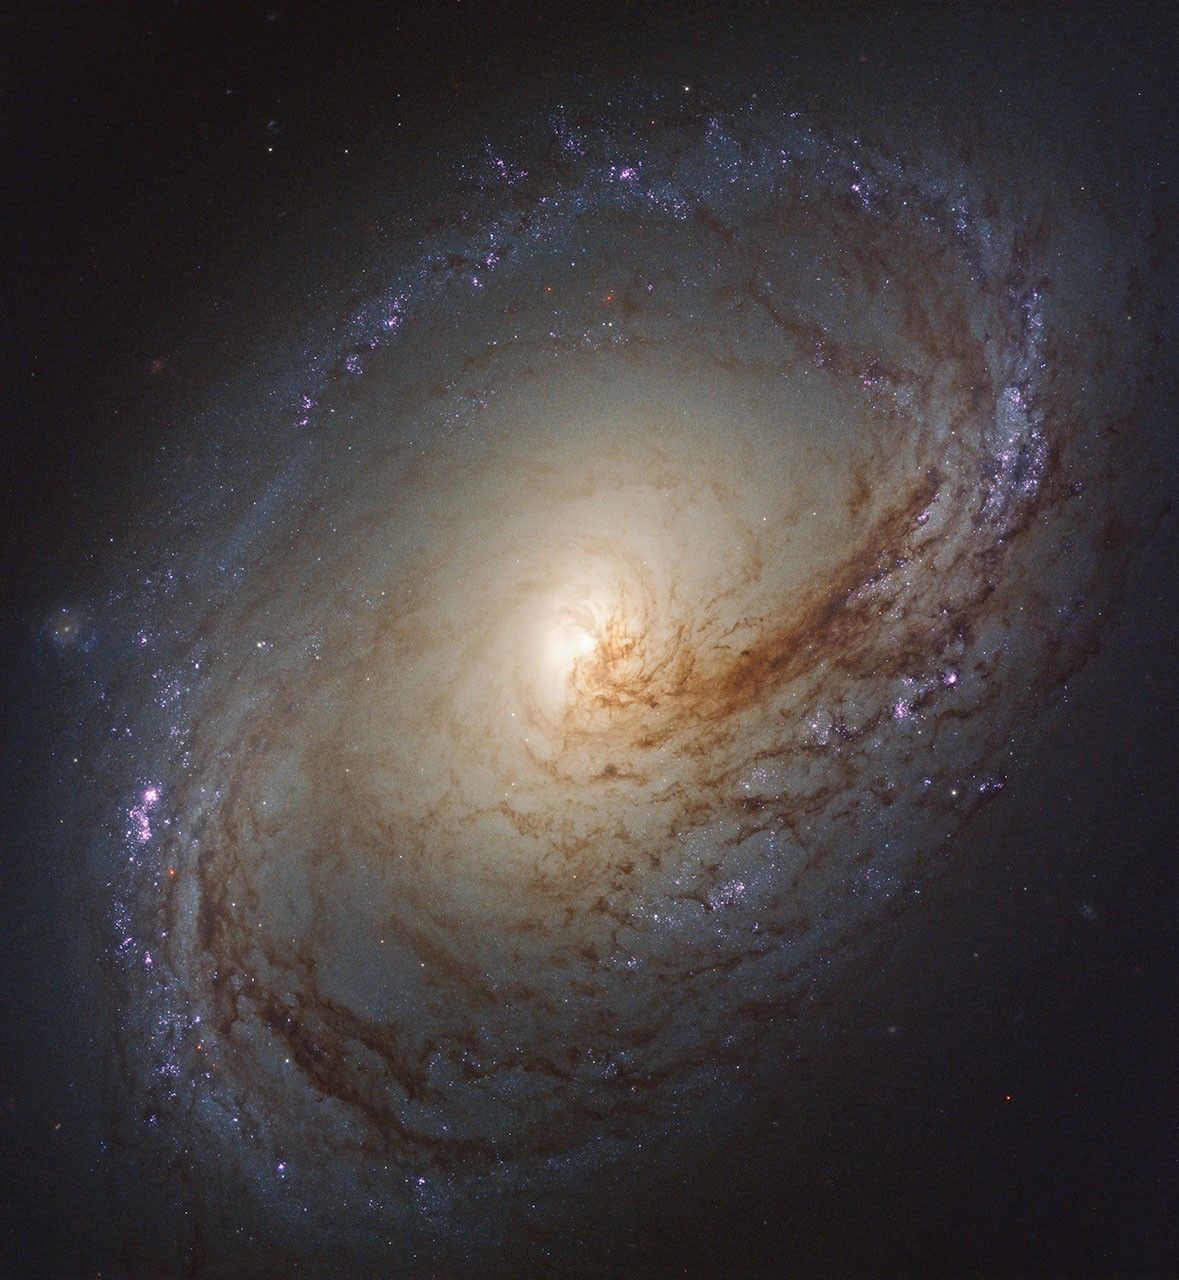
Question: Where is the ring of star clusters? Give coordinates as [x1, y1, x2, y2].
[75, 88, 1165, 1274]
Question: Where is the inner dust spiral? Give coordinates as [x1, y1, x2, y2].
[84, 91, 1163, 1274]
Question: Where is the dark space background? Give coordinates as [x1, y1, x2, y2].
[1, 3, 1175, 1276]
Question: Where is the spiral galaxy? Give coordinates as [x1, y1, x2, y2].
[42, 80, 1168, 1277]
